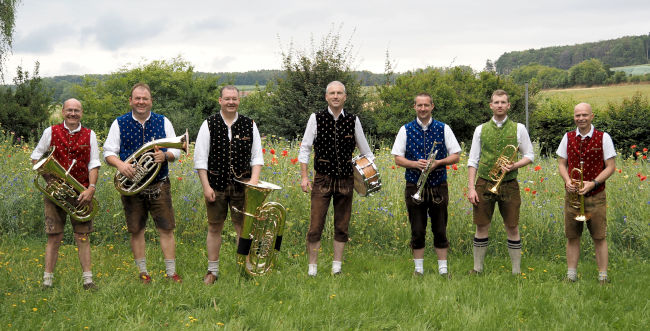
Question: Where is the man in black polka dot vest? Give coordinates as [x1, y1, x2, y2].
[299, 81, 374, 276]
[557, 102, 616, 284]
[194, 85, 264, 284]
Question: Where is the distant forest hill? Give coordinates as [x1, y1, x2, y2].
[495, 34, 650, 74]
[42, 70, 387, 103]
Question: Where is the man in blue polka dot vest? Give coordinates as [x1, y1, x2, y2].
[104, 83, 183, 284]
[391, 93, 461, 277]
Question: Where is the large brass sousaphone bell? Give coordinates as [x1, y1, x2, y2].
[114, 130, 189, 195]
[233, 179, 286, 277]
[33, 147, 99, 222]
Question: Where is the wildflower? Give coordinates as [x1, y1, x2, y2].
[271, 157, 278, 164]
[452, 164, 458, 171]
[270, 149, 276, 155]
[534, 165, 541, 171]
[641, 176, 647, 181]
[532, 190, 537, 195]
[637, 173, 642, 178]
[391, 165, 395, 170]
[446, 166, 450, 170]
[644, 155, 648, 160]
[177, 177, 182, 180]
[262, 148, 266, 154]
[636, 151, 641, 156]
[524, 187, 531, 192]
[290, 158, 298, 165]
[282, 150, 288, 157]
[630, 145, 637, 149]
[32, 308, 37, 312]
[617, 169, 622, 173]
[540, 178, 544, 183]
[644, 148, 649, 152]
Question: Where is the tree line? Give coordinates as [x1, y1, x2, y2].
[496, 34, 650, 74]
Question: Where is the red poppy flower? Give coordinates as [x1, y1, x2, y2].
[524, 187, 531, 192]
[638, 173, 643, 178]
[636, 151, 641, 156]
[290, 158, 298, 165]
[391, 165, 396, 169]
[177, 177, 182, 180]
[534, 165, 541, 171]
[644, 155, 648, 160]
[630, 145, 637, 149]
[270, 149, 276, 155]
[641, 176, 647, 181]
[282, 150, 288, 157]
[644, 148, 648, 152]
[540, 178, 544, 183]
[271, 157, 278, 164]
[532, 190, 537, 195]
[262, 148, 266, 154]
[617, 169, 622, 173]
[446, 166, 450, 170]
[452, 164, 458, 171]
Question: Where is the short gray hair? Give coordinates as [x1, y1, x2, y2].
[325, 81, 346, 94]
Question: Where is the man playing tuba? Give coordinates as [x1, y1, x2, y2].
[194, 85, 264, 284]
[103, 83, 183, 284]
[391, 93, 460, 277]
[557, 103, 616, 284]
[466, 90, 534, 275]
[31, 99, 100, 290]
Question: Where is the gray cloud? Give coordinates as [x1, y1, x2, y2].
[14, 24, 72, 53]
[212, 56, 236, 70]
[81, 15, 166, 50]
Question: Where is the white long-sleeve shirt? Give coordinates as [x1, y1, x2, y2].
[102, 112, 181, 160]
[193, 113, 264, 170]
[298, 108, 374, 164]
[31, 122, 101, 170]
[391, 117, 461, 157]
[467, 116, 534, 169]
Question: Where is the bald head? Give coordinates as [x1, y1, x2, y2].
[574, 102, 592, 114]
[63, 98, 82, 110]
[573, 102, 594, 134]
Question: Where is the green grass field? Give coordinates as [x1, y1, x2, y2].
[611, 64, 650, 76]
[0, 127, 648, 329]
[537, 83, 650, 111]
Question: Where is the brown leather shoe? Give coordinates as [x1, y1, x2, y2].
[203, 272, 217, 285]
[83, 282, 98, 290]
[139, 272, 152, 284]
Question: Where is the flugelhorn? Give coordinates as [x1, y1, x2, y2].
[233, 179, 286, 277]
[487, 144, 518, 194]
[411, 141, 440, 203]
[33, 147, 99, 222]
[569, 161, 587, 222]
[114, 130, 189, 195]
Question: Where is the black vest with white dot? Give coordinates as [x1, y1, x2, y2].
[313, 109, 356, 178]
[207, 114, 253, 191]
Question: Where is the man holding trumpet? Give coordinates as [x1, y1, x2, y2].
[466, 89, 534, 275]
[391, 93, 460, 277]
[557, 102, 615, 284]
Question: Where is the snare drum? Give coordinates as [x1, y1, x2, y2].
[352, 155, 381, 197]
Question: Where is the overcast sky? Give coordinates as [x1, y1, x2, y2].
[4, 0, 650, 81]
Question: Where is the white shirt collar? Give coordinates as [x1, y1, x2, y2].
[63, 121, 82, 133]
[327, 107, 345, 120]
[220, 111, 239, 125]
[492, 116, 508, 127]
[131, 111, 151, 124]
[416, 117, 432, 130]
[575, 124, 595, 138]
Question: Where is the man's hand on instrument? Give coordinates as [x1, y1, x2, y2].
[578, 181, 595, 195]
[467, 188, 480, 206]
[416, 159, 429, 171]
[117, 160, 136, 179]
[77, 186, 95, 206]
[501, 162, 514, 173]
[300, 177, 312, 193]
[152, 146, 166, 163]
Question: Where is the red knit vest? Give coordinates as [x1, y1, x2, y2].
[567, 130, 605, 196]
[51, 124, 91, 187]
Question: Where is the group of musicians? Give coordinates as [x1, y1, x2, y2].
[30, 81, 616, 290]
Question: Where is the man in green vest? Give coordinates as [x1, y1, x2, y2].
[466, 89, 534, 275]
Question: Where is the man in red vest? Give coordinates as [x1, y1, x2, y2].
[31, 99, 100, 290]
[557, 102, 616, 284]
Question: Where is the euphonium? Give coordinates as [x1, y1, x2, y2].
[411, 141, 440, 203]
[487, 144, 519, 194]
[233, 179, 286, 277]
[569, 161, 587, 222]
[33, 147, 99, 222]
[114, 130, 189, 195]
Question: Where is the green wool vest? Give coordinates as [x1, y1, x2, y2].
[477, 119, 519, 182]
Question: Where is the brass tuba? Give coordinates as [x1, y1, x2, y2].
[114, 130, 189, 195]
[569, 161, 588, 222]
[411, 141, 440, 203]
[33, 147, 99, 222]
[487, 144, 519, 194]
[233, 179, 286, 277]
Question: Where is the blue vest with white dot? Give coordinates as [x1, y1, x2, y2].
[117, 111, 169, 182]
[404, 119, 448, 186]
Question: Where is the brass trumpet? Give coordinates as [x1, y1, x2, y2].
[487, 144, 518, 194]
[33, 147, 99, 222]
[569, 161, 587, 222]
[411, 141, 440, 203]
[114, 130, 189, 195]
[233, 179, 286, 277]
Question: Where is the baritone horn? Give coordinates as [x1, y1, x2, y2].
[33, 147, 98, 222]
[487, 144, 519, 194]
[233, 179, 286, 277]
[569, 161, 588, 222]
[114, 130, 189, 195]
[411, 141, 440, 203]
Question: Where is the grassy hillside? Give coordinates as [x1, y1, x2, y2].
[536, 83, 650, 111]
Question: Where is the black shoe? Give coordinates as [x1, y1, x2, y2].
[83, 282, 98, 290]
